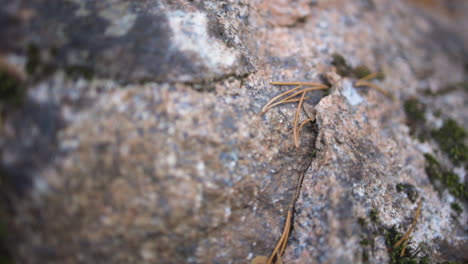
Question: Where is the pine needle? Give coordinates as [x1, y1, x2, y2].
[355, 73, 394, 100]
[394, 199, 423, 257]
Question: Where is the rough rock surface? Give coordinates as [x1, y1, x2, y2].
[0, 0, 467, 264]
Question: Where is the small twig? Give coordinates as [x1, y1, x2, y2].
[394, 199, 423, 257]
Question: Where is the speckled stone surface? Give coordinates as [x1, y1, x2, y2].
[0, 0, 467, 263]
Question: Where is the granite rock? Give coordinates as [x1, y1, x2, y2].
[1, 0, 467, 263]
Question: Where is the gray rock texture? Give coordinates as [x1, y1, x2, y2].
[0, 0, 467, 263]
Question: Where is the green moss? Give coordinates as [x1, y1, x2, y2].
[26, 43, 41, 75]
[0, 223, 12, 264]
[0, 69, 25, 106]
[64, 65, 94, 80]
[330, 53, 382, 80]
[424, 154, 467, 200]
[450, 202, 462, 214]
[362, 250, 370, 263]
[358, 217, 367, 227]
[385, 226, 423, 264]
[332, 53, 353, 77]
[369, 209, 379, 223]
[432, 119, 468, 165]
[403, 98, 427, 139]
[418, 257, 430, 264]
[360, 238, 371, 246]
[353, 65, 372, 79]
[396, 183, 419, 203]
[0, 201, 12, 264]
[404, 98, 426, 123]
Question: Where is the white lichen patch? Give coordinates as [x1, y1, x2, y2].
[167, 11, 237, 71]
[341, 79, 363, 106]
[99, 1, 137, 37]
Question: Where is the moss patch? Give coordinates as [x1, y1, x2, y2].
[396, 183, 419, 203]
[353, 65, 372, 79]
[331, 53, 353, 77]
[424, 154, 467, 200]
[403, 98, 427, 139]
[25, 43, 41, 75]
[369, 208, 379, 223]
[25, 43, 94, 81]
[384, 226, 426, 264]
[331, 53, 384, 80]
[358, 209, 429, 264]
[64, 65, 94, 80]
[450, 202, 462, 215]
[432, 119, 468, 165]
[0, 70, 26, 107]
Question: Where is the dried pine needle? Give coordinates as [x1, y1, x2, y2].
[293, 91, 307, 148]
[262, 85, 328, 114]
[270, 81, 326, 86]
[357, 72, 378, 82]
[297, 118, 315, 137]
[264, 96, 311, 112]
[261, 82, 329, 149]
[251, 256, 268, 264]
[262, 85, 303, 113]
[266, 210, 293, 264]
[263, 166, 309, 264]
[355, 73, 394, 100]
[394, 199, 423, 257]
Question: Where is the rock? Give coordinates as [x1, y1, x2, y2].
[0, 0, 255, 83]
[1, 0, 467, 264]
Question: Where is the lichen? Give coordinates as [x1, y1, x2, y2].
[431, 119, 468, 165]
[396, 183, 419, 203]
[424, 154, 467, 200]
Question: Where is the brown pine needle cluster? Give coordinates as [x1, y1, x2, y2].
[261, 82, 330, 149]
[394, 199, 423, 257]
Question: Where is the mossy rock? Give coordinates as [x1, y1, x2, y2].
[432, 119, 468, 165]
